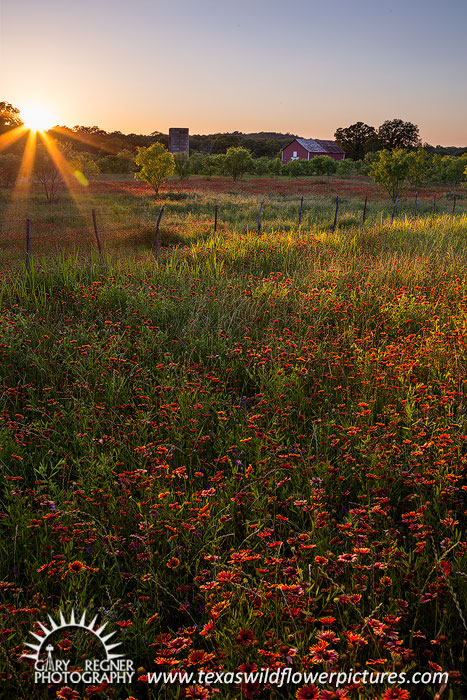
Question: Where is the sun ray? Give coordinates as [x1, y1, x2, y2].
[51, 126, 121, 156]
[0, 125, 27, 153]
[38, 130, 97, 237]
[2, 129, 37, 230]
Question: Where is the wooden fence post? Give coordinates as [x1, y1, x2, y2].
[362, 196, 368, 224]
[452, 195, 457, 215]
[332, 195, 339, 234]
[155, 204, 165, 257]
[298, 196, 303, 226]
[26, 219, 31, 272]
[257, 199, 265, 234]
[414, 192, 418, 217]
[391, 195, 399, 224]
[432, 193, 436, 217]
[214, 204, 218, 233]
[92, 209, 103, 259]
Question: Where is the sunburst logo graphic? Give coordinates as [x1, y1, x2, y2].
[22, 609, 134, 686]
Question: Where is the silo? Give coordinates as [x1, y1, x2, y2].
[169, 128, 189, 156]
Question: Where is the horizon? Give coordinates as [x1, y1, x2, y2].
[1, 0, 467, 146]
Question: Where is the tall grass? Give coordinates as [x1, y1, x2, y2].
[0, 214, 466, 699]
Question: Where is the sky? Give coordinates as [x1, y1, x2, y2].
[1, 0, 466, 145]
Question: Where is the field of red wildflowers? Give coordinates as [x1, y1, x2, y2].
[0, 208, 466, 699]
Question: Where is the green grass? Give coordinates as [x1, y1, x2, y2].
[0, 188, 467, 698]
[1, 175, 466, 267]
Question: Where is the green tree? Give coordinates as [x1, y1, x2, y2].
[135, 142, 174, 195]
[211, 132, 242, 154]
[336, 158, 355, 176]
[407, 148, 432, 187]
[173, 152, 190, 180]
[286, 158, 309, 177]
[432, 154, 467, 184]
[254, 157, 272, 177]
[334, 122, 377, 160]
[224, 146, 253, 180]
[270, 157, 282, 177]
[369, 148, 410, 201]
[377, 119, 421, 150]
[0, 101, 23, 133]
[70, 152, 101, 181]
[311, 155, 337, 176]
[98, 150, 135, 174]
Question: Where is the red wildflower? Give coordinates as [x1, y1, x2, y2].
[56, 688, 79, 700]
[236, 628, 255, 645]
[185, 685, 211, 699]
[296, 685, 320, 699]
[382, 690, 410, 700]
[68, 560, 85, 574]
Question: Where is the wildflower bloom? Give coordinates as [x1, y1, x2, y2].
[382, 690, 410, 700]
[56, 689, 79, 700]
[185, 685, 211, 699]
[68, 561, 85, 574]
[236, 628, 255, 645]
[296, 685, 320, 699]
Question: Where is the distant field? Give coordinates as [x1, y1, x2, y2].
[1, 174, 466, 266]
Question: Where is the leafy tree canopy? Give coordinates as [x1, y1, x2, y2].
[134, 142, 174, 195]
[334, 122, 378, 160]
[368, 148, 411, 201]
[0, 101, 23, 133]
[223, 146, 253, 180]
[377, 119, 421, 150]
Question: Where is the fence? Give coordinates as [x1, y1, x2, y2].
[1, 191, 464, 270]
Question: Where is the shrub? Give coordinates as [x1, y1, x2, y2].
[173, 152, 190, 180]
[407, 148, 432, 187]
[310, 155, 337, 176]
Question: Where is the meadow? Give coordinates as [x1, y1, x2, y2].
[0, 174, 466, 700]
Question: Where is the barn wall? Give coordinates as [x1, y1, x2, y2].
[281, 141, 345, 163]
[281, 141, 310, 163]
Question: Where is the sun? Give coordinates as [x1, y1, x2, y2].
[21, 104, 54, 132]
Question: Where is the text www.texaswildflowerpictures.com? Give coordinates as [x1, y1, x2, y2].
[146, 668, 449, 687]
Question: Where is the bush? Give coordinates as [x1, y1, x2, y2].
[284, 159, 309, 177]
[70, 153, 101, 181]
[431, 154, 467, 184]
[336, 158, 355, 176]
[407, 148, 432, 187]
[270, 157, 282, 177]
[310, 155, 337, 176]
[254, 157, 272, 177]
[173, 152, 190, 180]
[98, 151, 135, 174]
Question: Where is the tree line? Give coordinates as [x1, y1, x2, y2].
[1, 101, 466, 203]
[2, 101, 465, 162]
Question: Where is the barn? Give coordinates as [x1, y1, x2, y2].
[281, 138, 345, 164]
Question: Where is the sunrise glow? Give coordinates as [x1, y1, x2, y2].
[20, 104, 54, 132]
